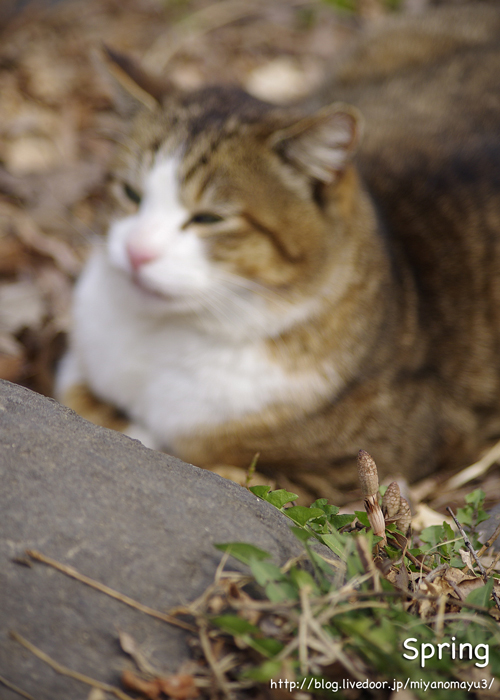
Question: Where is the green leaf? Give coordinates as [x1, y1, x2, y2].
[475, 508, 491, 526]
[330, 513, 355, 529]
[487, 648, 500, 678]
[320, 531, 347, 559]
[384, 544, 401, 560]
[249, 560, 285, 586]
[336, 615, 395, 655]
[249, 485, 271, 499]
[456, 507, 473, 527]
[462, 489, 490, 526]
[307, 547, 338, 579]
[346, 546, 366, 578]
[214, 617, 283, 658]
[355, 511, 370, 528]
[265, 580, 298, 602]
[285, 506, 325, 526]
[442, 521, 454, 541]
[311, 499, 340, 516]
[307, 514, 327, 531]
[242, 660, 282, 681]
[214, 542, 270, 565]
[465, 577, 494, 609]
[289, 567, 318, 592]
[420, 525, 445, 549]
[264, 489, 299, 509]
[465, 489, 486, 507]
[311, 498, 328, 508]
[246, 635, 283, 657]
[212, 614, 259, 636]
[290, 525, 314, 543]
[443, 521, 456, 554]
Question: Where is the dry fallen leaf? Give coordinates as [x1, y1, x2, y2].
[122, 669, 162, 700]
[158, 674, 199, 700]
[459, 548, 475, 573]
[121, 669, 199, 700]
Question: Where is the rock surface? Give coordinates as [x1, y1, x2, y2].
[0, 380, 308, 699]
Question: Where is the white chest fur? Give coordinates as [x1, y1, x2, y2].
[60, 248, 334, 450]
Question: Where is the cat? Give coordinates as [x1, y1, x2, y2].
[57, 2, 500, 503]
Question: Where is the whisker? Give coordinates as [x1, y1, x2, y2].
[195, 289, 237, 329]
[212, 269, 293, 311]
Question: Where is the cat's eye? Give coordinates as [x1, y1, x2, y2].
[190, 212, 224, 225]
[123, 183, 142, 205]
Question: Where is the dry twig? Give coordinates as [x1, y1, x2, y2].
[197, 621, 234, 700]
[26, 550, 196, 632]
[0, 673, 36, 700]
[9, 632, 133, 700]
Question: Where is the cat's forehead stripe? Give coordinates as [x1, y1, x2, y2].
[181, 151, 211, 191]
[242, 213, 305, 265]
[181, 86, 273, 132]
[181, 132, 225, 188]
[191, 167, 217, 206]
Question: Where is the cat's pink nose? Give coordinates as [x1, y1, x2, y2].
[127, 243, 157, 271]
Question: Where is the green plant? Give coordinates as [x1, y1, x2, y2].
[206, 484, 500, 698]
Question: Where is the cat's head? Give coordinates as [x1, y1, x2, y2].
[102, 48, 363, 334]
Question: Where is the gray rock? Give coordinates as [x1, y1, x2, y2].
[479, 502, 500, 548]
[0, 380, 310, 699]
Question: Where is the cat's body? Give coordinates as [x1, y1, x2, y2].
[58, 3, 500, 500]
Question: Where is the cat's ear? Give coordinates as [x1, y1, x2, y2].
[269, 105, 362, 183]
[97, 46, 171, 116]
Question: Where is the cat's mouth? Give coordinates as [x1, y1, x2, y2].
[130, 272, 176, 302]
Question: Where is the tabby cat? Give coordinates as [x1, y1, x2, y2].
[57, 3, 500, 502]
